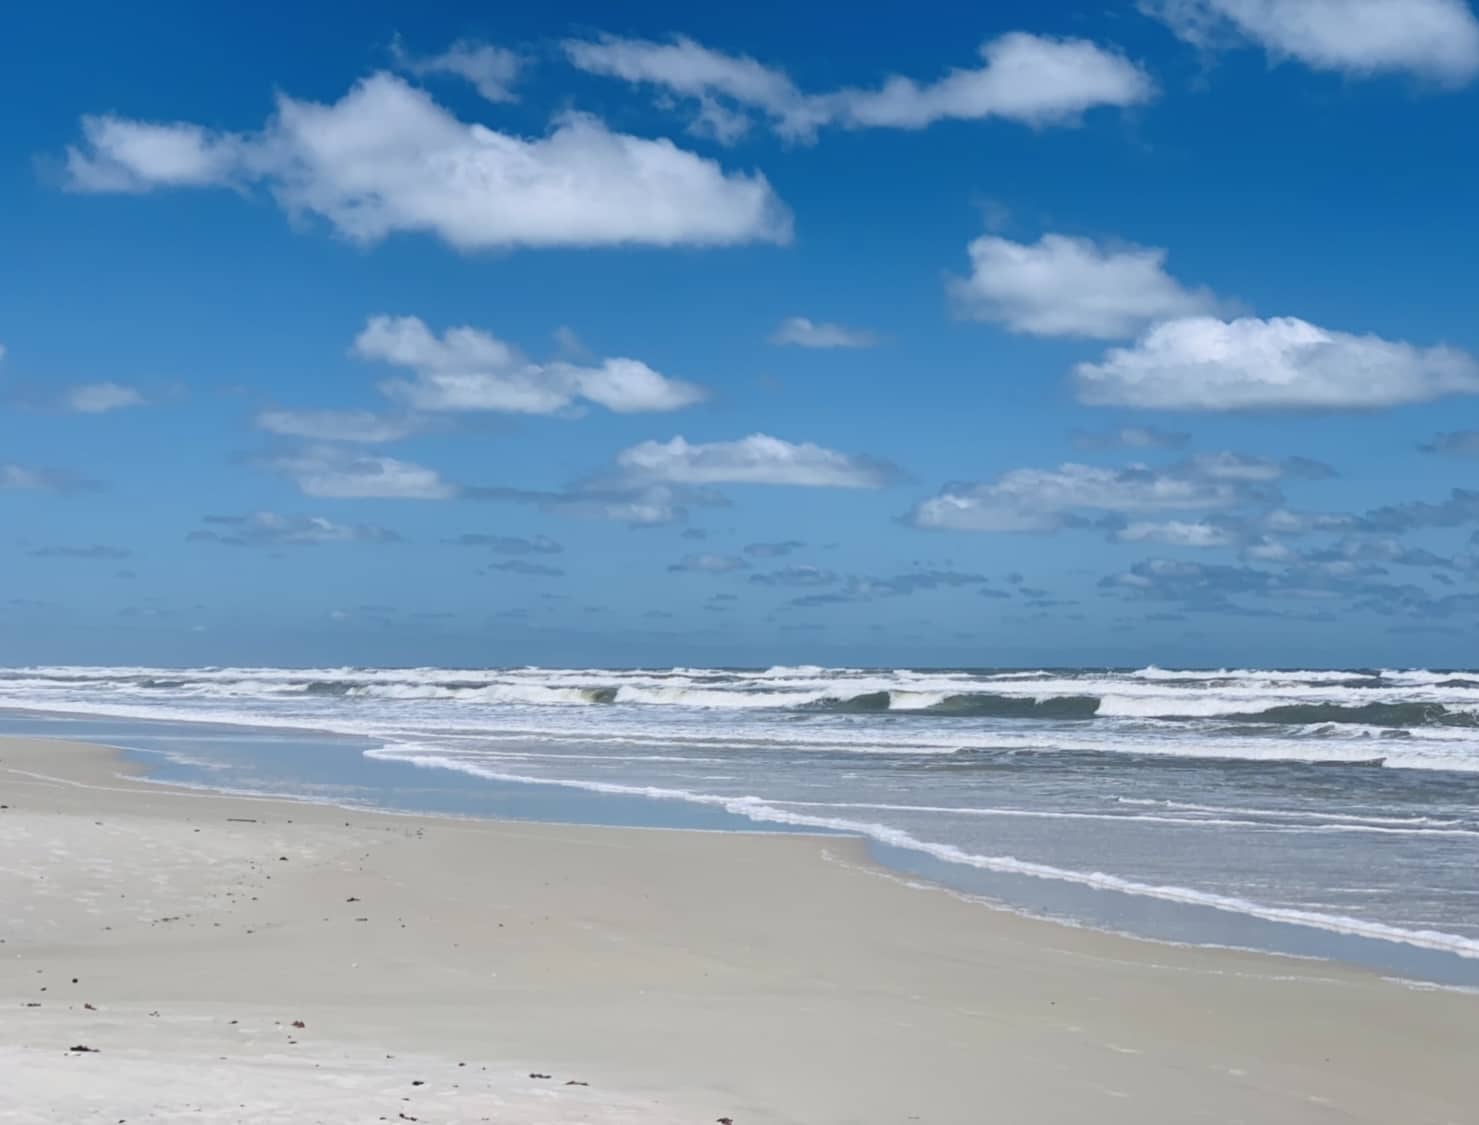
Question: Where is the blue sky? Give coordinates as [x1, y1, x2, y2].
[4, 0, 1479, 668]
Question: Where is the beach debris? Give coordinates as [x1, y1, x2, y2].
[83, 1003, 96, 1010]
[68, 1044, 99, 1053]
[411, 1080, 424, 1086]
[24, 1002, 40, 1008]
[291, 1020, 305, 1029]
[717, 1118, 734, 1124]
[226, 817, 257, 823]
[346, 896, 361, 902]
[529, 1073, 551, 1080]
[565, 1080, 589, 1087]
[398, 1115, 418, 1122]
[278, 856, 289, 861]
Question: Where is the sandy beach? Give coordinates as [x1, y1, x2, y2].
[3, 736, 1477, 1124]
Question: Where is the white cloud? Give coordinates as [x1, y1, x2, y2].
[255, 408, 418, 443]
[564, 35, 813, 140]
[1188, 451, 1333, 481]
[668, 552, 750, 573]
[832, 32, 1155, 130]
[950, 233, 1219, 338]
[65, 73, 792, 250]
[908, 462, 1254, 532]
[1075, 316, 1479, 410]
[64, 117, 247, 192]
[189, 511, 400, 546]
[1114, 519, 1236, 547]
[392, 38, 524, 102]
[611, 434, 897, 488]
[1262, 507, 1354, 534]
[769, 316, 877, 349]
[568, 486, 690, 527]
[1243, 537, 1296, 562]
[566, 32, 1153, 141]
[63, 382, 146, 414]
[1146, 0, 1479, 85]
[263, 444, 455, 500]
[357, 315, 705, 414]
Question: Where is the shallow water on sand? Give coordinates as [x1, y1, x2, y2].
[3, 662, 1478, 986]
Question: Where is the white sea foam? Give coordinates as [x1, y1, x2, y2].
[363, 744, 1479, 960]
[7, 662, 1478, 974]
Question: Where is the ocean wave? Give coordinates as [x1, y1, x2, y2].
[362, 744, 1479, 960]
[802, 691, 1102, 718]
[5, 662, 1479, 773]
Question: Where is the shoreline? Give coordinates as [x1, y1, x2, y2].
[11, 704, 1475, 985]
[5, 735, 1479, 1123]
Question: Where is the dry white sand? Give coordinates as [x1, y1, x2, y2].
[3, 736, 1477, 1124]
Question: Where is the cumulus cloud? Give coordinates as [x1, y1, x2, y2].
[610, 434, 899, 488]
[256, 408, 419, 443]
[834, 33, 1155, 129]
[1112, 519, 1236, 547]
[566, 32, 1153, 141]
[391, 37, 524, 102]
[769, 316, 877, 348]
[468, 435, 895, 528]
[564, 34, 814, 141]
[907, 460, 1266, 533]
[187, 511, 401, 547]
[357, 315, 706, 415]
[65, 73, 792, 250]
[1071, 425, 1190, 451]
[668, 552, 750, 573]
[63, 118, 247, 191]
[1075, 316, 1479, 410]
[949, 233, 1220, 338]
[1144, 0, 1479, 85]
[27, 544, 132, 560]
[260, 444, 456, 499]
[1188, 451, 1334, 481]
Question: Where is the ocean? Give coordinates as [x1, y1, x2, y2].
[3, 663, 1478, 984]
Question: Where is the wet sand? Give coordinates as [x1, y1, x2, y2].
[3, 736, 1477, 1123]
